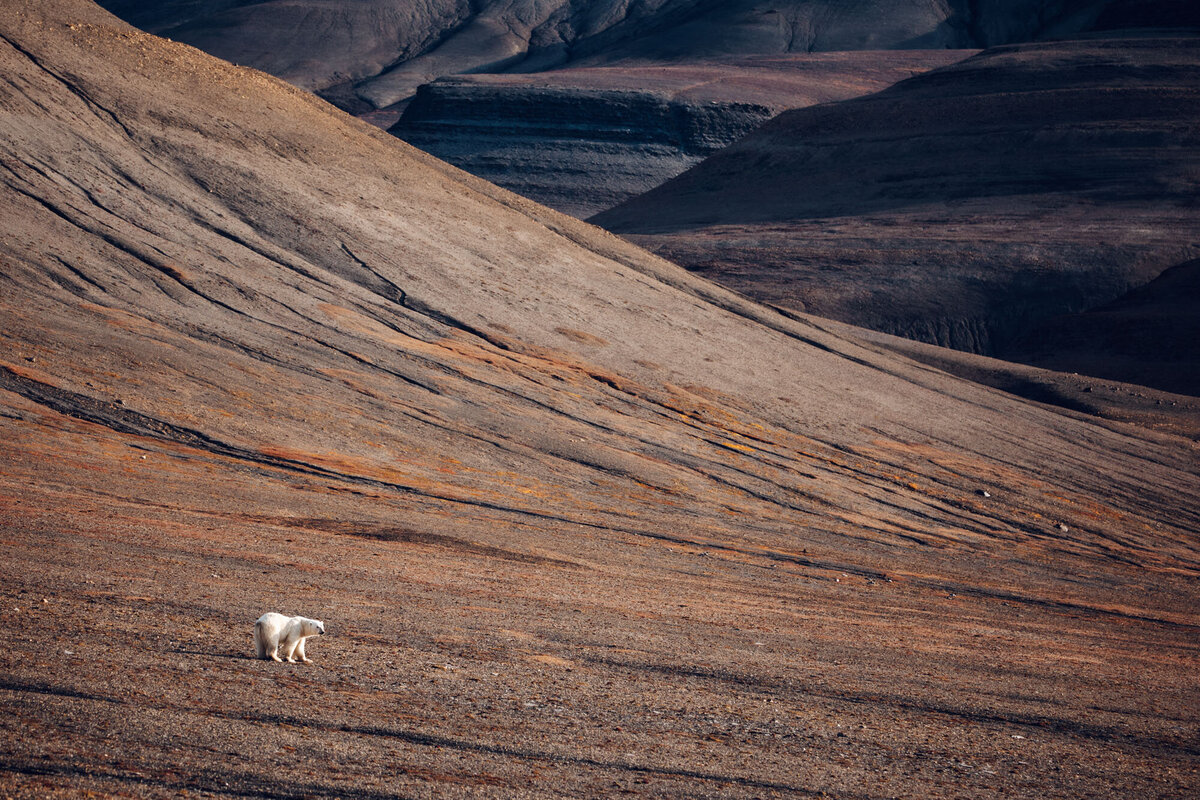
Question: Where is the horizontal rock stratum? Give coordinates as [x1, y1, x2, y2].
[389, 52, 969, 217]
[1, 2, 1198, 798]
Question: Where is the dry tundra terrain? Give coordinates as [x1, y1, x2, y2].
[1, 2, 1198, 798]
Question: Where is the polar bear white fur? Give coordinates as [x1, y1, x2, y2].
[254, 612, 325, 663]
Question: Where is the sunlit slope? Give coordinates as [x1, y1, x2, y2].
[1, 0, 1197, 606]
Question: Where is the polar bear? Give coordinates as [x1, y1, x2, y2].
[254, 612, 325, 663]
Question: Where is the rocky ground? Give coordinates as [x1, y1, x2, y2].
[4, 468, 1200, 800]
[1, 3, 1198, 798]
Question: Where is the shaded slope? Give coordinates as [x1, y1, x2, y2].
[1001, 257, 1200, 396]
[1, 3, 1198, 798]
[594, 37, 1200, 358]
[389, 51, 969, 217]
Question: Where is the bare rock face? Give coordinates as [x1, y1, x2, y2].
[96, 1, 1200, 111]
[389, 52, 968, 217]
[593, 37, 1200, 365]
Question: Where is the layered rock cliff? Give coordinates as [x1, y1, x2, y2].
[390, 52, 966, 216]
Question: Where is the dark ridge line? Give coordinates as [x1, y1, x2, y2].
[199, 225, 531, 391]
[41, 254, 102, 298]
[181, 327, 334, 383]
[811, 430, 1200, 561]
[878, 416, 1200, 540]
[338, 241, 407, 306]
[566, 371, 898, 512]
[203, 221, 330, 286]
[0, 677, 117, 707]
[402, 295, 517, 353]
[0, 363, 595, 527]
[1, 159, 254, 321]
[49, 253, 106, 292]
[191, 287, 451, 394]
[266, 517, 580, 569]
[771, 431, 1036, 545]
[334, 723, 835, 796]
[903, 578, 1200, 632]
[333, 347, 445, 396]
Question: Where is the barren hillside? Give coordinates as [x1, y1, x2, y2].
[1, 2, 1198, 798]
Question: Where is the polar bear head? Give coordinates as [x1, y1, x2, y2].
[300, 618, 325, 637]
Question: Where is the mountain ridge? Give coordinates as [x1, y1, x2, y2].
[96, 0, 1200, 111]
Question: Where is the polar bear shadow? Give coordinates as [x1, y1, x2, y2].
[253, 612, 326, 664]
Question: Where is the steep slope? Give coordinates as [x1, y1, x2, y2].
[389, 52, 969, 217]
[96, 1, 1200, 112]
[1, 3, 1198, 798]
[594, 37, 1200, 359]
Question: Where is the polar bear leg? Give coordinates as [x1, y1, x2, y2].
[255, 620, 282, 661]
[256, 613, 292, 661]
[283, 635, 301, 662]
[296, 637, 310, 663]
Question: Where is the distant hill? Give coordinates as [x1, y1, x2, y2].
[593, 37, 1200, 384]
[96, 1, 1200, 112]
